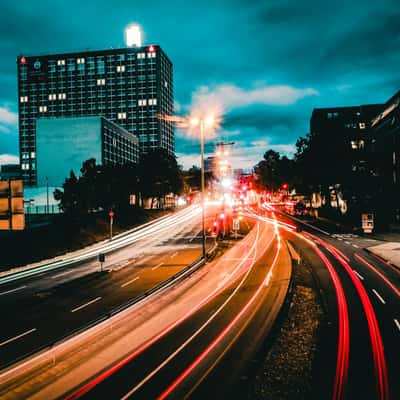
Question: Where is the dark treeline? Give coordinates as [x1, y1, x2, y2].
[54, 148, 184, 216]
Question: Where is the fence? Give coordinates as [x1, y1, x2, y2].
[24, 204, 62, 215]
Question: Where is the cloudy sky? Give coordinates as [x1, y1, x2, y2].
[0, 0, 399, 170]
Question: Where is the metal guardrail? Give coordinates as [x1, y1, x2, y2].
[0, 207, 199, 284]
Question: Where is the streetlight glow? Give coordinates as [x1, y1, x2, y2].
[190, 117, 200, 127]
[186, 112, 219, 259]
[204, 115, 215, 127]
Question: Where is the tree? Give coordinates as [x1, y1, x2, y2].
[54, 159, 140, 215]
[254, 150, 296, 192]
[54, 170, 82, 216]
[138, 149, 184, 208]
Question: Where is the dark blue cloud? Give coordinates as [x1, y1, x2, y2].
[0, 0, 399, 168]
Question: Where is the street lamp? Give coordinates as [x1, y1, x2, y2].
[190, 115, 215, 259]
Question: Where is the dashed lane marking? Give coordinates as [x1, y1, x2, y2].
[152, 263, 164, 271]
[0, 285, 27, 296]
[121, 277, 139, 288]
[394, 319, 400, 332]
[70, 297, 102, 313]
[0, 328, 37, 347]
[353, 270, 364, 280]
[372, 289, 386, 305]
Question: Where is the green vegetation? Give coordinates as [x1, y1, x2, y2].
[54, 148, 184, 216]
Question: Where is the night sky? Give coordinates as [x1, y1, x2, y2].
[0, 0, 399, 170]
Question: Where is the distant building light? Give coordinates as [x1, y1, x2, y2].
[148, 45, 155, 52]
[20, 57, 26, 64]
[125, 24, 142, 47]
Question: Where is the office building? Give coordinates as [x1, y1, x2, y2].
[35, 116, 139, 187]
[0, 164, 21, 181]
[310, 104, 383, 174]
[370, 90, 400, 223]
[17, 45, 173, 186]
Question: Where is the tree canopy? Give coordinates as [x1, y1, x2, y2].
[54, 149, 184, 215]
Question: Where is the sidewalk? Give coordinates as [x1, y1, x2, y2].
[365, 242, 400, 270]
[298, 213, 400, 270]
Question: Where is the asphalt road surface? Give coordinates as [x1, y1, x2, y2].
[266, 204, 400, 400]
[0, 206, 215, 368]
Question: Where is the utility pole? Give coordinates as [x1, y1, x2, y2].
[46, 176, 49, 215]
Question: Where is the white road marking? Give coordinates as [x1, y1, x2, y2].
[0, 285, 27, 296]
[353, 270, 364, 280]
[152, 262, 164, 271]
[51, 270, 76, 279]
[70, 297, 101, 313]
[352, 244, 360, 248]
[121, 276, 139, 287]
[394, 319, 400, 332]
[0, 328, 36, 347]
[170, 252, 178, 258]
[372, 289, 386, 305]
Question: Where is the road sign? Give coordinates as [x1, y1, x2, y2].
[99, 253, 105, 271]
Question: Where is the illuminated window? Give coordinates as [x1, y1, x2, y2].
[20, 96, 28, 103]
[116, 65, 126, 72]
[148, 98, 157, 106]
[31, 152, 36, 158]
[359, 122, 366, 129]
[137, 53, 146, 59]
[49, 94, 57, 100]
[138, 99, 147, 106]
[76, 58, 85, 64]
[147, 52, 156, 58]
[57, 59, 65, 66]
[39, 106, 47, 112]
[117, 112, 127, 119]
[97, 79, 106, 85]
[351, 140, 365, 150]
[58, 93, 66, 100]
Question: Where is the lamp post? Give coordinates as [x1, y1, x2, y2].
[46, 176, 49, 215]
[190, 115, 214, 259]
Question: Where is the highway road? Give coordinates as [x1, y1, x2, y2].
[0, 210, 292, 400]
[261, 204, 400, 400]
[0, 205, 218, 369]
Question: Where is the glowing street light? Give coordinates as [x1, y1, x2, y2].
[190, 114, 215, 259]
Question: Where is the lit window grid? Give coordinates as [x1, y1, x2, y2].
[18, 47, 173, 185]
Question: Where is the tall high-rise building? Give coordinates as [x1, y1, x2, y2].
[17, 45, 174, 186]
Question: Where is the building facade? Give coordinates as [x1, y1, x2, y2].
[17, 45, 173, 186]
[36, 116, 139, 187]
[370, 90, 400, 223]
[310, 104, 383, 176]
[0, 164, 21, 181]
